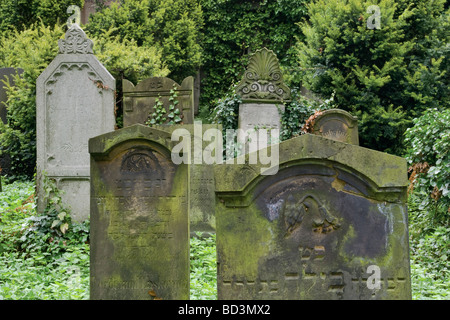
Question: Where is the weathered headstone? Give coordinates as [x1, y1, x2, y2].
[154, 123, 221, 235]
[214, 133, 411, 300]
[122, 76, 195, 127]
[312, 109, 359, 145]
[89, 124, 190, 300]
[36, 24, 115, 222]
[236, 48, 290, 152]
[0, 68, 24, 180]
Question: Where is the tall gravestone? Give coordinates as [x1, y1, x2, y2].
[122, 76, 195, 127]
[236, 48, 290, 152]
[214, 131, 411, 299]
[36, 24, 115, 222]
[89, 124, 190, 300]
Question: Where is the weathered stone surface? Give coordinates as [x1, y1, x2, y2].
[215, 134, 411, 300]
[36, 24, 115, 222]
[122, 76, 195, 127]
[312, 109, 359, 145]
[237, 103, 284, 152]
[89, 124, 190, 300]
[153, 123, 221, 235]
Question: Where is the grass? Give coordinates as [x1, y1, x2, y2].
[0, 179, 448, 300]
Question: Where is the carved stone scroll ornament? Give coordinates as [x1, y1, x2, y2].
[236, 47, 291, 103]
[58, 24, 94, 54]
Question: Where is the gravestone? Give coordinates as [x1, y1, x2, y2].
[214, 133, 411, 300]
[312, 109, 359, 145]
[89, 124, 190, 300]
[236, 48, 290, 152]
[0, 68, 24, 180]
[36, 24, 115, 222]
[122, 76, 195, 127]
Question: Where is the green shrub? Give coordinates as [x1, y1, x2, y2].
[0, 0, 84, 33]
[281, 89, 336, 140]
[296, 0, 449, 154]
[190, 233, 217, 300]
[0, 179, 90, 300]
[199, 0, 309, 117]
[405, 108, 450, 214]
[86, 0, 203, 82]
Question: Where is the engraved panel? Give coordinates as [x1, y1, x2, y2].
[216, 164, 411, 300]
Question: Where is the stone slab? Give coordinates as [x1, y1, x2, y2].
[214, 134, 411, 300]
[312, 109, 359, 145]
[36, 24, 116, 222]
[237, 103, 284, 154]
[89, 124, 190, 300]
[122, 76, 195, 127]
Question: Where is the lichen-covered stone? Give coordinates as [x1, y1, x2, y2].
[122, 76, 195, 127]
[214, 133, 411, 300]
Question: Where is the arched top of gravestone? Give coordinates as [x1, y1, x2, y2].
[89, 124, 181, 159]
[122, 76, 194, 93]
[235, 47, 291, 103]
[58, 23, 94, 54]
[312, 108, 359, 145]
[214, 133, 408, 199]
[36, 23, 114, 90]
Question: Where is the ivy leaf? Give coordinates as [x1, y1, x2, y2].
[60, 223, 69, 234]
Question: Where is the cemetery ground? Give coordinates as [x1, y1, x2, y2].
[0, 178, 448, 300]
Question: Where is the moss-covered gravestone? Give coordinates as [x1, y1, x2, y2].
[122, 76, 195, 127]
[153, 123, 221, 236]
[89, 125, 189, 300]
[214, 134, 411, 300]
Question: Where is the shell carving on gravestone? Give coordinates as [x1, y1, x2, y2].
[58, 24, 93, 54]
[236, 47, 290, 102]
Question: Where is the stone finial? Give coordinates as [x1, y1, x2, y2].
[236, 47, 290, 103]
[58, 24, 93, 54]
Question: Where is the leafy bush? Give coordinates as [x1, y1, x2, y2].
[0, 22, 168, 180]
[86, 0, 203, 82]
[408, 193, 450, 300]
[0, 0, 84, 33]
[0, 23, 64, 181]
[199, 0, 309, 117]
[295, 0, 449, 154]
[190, 232, 217, 300]
[0, 179, 90, 300]
[405, 108, 450, 214]
[281, 89, 336, 140]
